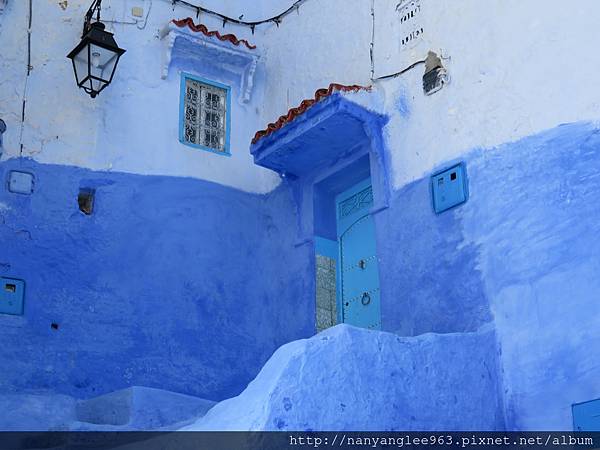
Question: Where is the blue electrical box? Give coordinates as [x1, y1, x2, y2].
[431, 163, 468, 213]
[8, 171, 34, 195]
[573, 398, 600, 431]
[0, 277, 25, 316]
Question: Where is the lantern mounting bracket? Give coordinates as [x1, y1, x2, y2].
[83, 0, 103, 37]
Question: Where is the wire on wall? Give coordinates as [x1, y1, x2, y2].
[102, 0, 153, 30]
[369, 0, 376, 80]
[165, 0, 310, 32]
[167, 0, 429, 81]
[369, 3, 445, 82]
[373, 59, 427, 82]
[18, 0, 33, 158]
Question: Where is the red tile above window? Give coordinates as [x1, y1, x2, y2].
[172, 18, 257, 50]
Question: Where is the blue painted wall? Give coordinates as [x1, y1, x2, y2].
[1, 121, 598, 430]
[0, 158, 314, 401]
[376, 179, 491, 336]
[463, 122, 600, 429]
[375, 121, 600, 429]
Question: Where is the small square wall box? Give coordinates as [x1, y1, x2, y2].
[572, 398, 600, 431]
[131, 6, 144, 18]
[0, 277, 25, 316]
[431, 163, 468, 213]
[8, 171, 34, 194]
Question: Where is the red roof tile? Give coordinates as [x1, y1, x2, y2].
[252, 83, 371, 144]
[172, 18, 257, 50]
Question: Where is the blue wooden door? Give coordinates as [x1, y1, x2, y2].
[336, 179, 381, 330]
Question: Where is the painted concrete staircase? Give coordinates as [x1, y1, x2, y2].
[0, 387, 215, 431]
[185, 324, 505, 431]
[0, 325, 504, 431]
[72, 386, 216, 430]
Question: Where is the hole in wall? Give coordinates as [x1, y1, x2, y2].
[78, 188, 95, 215]
[451, 172, 457, 181]
[4, 283, 16, 293]
[51, 323, 59, 330]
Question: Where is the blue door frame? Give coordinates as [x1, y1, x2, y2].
[335, 178, 381, 330]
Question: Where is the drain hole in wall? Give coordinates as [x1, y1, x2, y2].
[450, 172, 457, 181]
[51, 323, 59, 330]
[78, 189, 95, 215]
[4, 283, 16, 293]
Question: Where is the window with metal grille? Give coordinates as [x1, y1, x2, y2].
[180, 74, 230, 155]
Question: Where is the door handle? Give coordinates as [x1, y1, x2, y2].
[361, 292, 371, 306]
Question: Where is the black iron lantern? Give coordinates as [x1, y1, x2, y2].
[67, 0, 125, 98]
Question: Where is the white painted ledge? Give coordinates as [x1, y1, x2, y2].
[160, 22, 260, 104]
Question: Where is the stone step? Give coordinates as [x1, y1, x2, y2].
[75, 386, 216, 430]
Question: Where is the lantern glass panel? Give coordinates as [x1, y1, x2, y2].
[89, 43, 119, 82]
[71, 45, 90, 86]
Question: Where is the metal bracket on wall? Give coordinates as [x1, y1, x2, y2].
[0, 119, 6, 158]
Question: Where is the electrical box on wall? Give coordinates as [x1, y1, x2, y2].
[431, 163, 468, 213]
[0, 277, 25, 316]
[8, 171, 34, 195]
[573, 398, 600, 431]
[423, 51, 448, 96]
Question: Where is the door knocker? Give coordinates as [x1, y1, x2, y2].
[361, 292, 371, 306]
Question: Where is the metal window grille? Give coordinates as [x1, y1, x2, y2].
[183, 78, 227, 152]
[338, 186, 374, 219]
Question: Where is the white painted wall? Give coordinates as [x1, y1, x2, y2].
[259, 0, 600, 188]
[0, 0, 286, 193]
[258, 0, 373, 121]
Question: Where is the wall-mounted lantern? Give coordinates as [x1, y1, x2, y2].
[67, 0, 126, 98]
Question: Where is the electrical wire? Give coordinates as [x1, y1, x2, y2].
[164, 0, 310, 32]
[102, 0, 153, 30]
[370, 0, 375, 80]
[373, 59, 427, 81]
[165, 0, 428, 80]
[18, 0, 33, 158]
